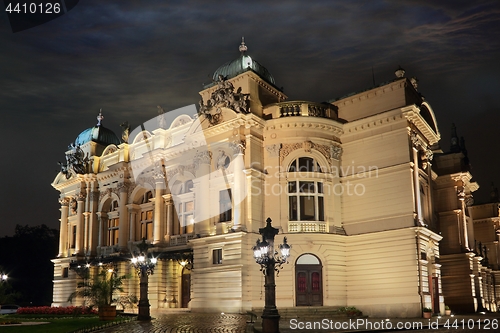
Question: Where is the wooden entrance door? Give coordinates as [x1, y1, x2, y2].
[181, 269, 191, 308]
[296, 264, 323, 306]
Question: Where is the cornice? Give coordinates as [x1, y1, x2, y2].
[333, 79, 407, 107]
[265, 117, 343, 139]
[402, 105, 440, 145]
[342, 108, 405, 135]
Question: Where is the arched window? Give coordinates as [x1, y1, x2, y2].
[289, 157, 322, 173]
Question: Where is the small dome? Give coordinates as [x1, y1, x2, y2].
[212, 38, 276, 86]
[74, 111, 121, 146]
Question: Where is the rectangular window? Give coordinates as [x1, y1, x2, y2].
[219, 189, 232, 222]
[288, 181, 324, 223]
[289, 196, 298, 221]
[300, 196, 315, 220]
[71, 225, 76, 249]
[62, 267, 69, 278]
[213, 248, 223, 264]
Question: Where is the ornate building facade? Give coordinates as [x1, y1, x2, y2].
[51, 41, 499, 317]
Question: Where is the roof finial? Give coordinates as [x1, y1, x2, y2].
[97, 109, 104, 126]
[239, 37, 247, 54]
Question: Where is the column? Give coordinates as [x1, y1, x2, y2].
[412, 146, 424, 226]
[118, 183, 129, 249]
[163, 194, 173, 243]
[96, 211, 108, 248]
[153, 178, 165, 245]
[87, 190, 99, 256]
[194, 151, 211, 236]
[75, 193, 85, 255]
[58, 198, 70, 257]
[83, 212, 90, 254]
[127, 204, 139, 242]
[232, 147, 245, 231]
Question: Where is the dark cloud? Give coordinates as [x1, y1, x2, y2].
[0, 0, 499, 235]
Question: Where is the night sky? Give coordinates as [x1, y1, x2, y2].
[0, 1, 499, 236]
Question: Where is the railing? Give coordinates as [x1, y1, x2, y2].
[98, 246, 119, 256]
[169, 234, 195, 246]
[288, 221, 327, 233]
[277, 101, 334, 119]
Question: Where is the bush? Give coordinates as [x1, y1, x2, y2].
[16, 306, 97, 315]
[423, 307, 432, 312]
[338, 306, 363, 317]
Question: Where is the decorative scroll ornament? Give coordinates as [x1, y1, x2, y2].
[230, 139, 246, 155]
[59, 144, 88, 179]
[194, 151, 212, 168]
[59, 197, 70, 206]
[198, 75, 250, 126]
[410, 131, 420, 148]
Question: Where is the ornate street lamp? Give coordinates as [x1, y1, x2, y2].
[130, 239, 157, 321]
[252, 218, 291, 333]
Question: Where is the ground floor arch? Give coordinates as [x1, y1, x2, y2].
[295, 253, 323, 306]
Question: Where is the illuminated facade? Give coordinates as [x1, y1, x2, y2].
[51, 42, 499, 317]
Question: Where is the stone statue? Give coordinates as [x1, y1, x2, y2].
[120, 121, 130, 143]
[198, 75, 250, 126]
[157, 105, 167, 129]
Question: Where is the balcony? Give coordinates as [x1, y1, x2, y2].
[169, 234, 195, 246]
[263, 101, 338, 120]
[288, 221, 327, 233]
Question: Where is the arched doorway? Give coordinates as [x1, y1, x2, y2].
[295, 254, 323, 306]
[181, 268, 191, 308]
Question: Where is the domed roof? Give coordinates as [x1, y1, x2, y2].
[74, 111, 121, 147]
[212, 38, 276, 86]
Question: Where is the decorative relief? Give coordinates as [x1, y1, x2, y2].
[279, 143, 302, 164]
[194, 150, 212, 167]
[280, 142, 342, 165]
[425, 149, 434, 161]
[266, 144, 281, 158]
[198, 75, 250, 126]
[330, 145, 343, 160]
[216, 150, 231, 170]
[303, 140, 313, 153]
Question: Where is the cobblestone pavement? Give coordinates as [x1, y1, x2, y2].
[96, 312, 500, 333]
[97, 313, 249, 333]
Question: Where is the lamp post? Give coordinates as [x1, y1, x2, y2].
[130, 239, 157, 321]
[1, 273, 7, 282]
[252, 218, 291, 333]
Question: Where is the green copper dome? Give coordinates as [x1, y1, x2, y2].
[74, 111, 121, 147]
[212, 38, 276, 86]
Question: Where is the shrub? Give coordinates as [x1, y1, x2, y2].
[16, 306, 97, 315]
[338, 306, 363, 317]
[423, 307, 432, 312]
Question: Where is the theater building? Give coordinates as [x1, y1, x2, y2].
[51, 41, 499, 317]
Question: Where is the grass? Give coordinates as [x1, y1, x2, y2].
[0, 315, 131, 333]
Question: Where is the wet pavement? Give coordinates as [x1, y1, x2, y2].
[96, 311, 500, 333]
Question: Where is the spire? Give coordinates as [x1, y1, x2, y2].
[490, 182, 499, 203]
[97, 109, 104, 126]
[239, 37, 247, 54]
[450, 123, 460, 153]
